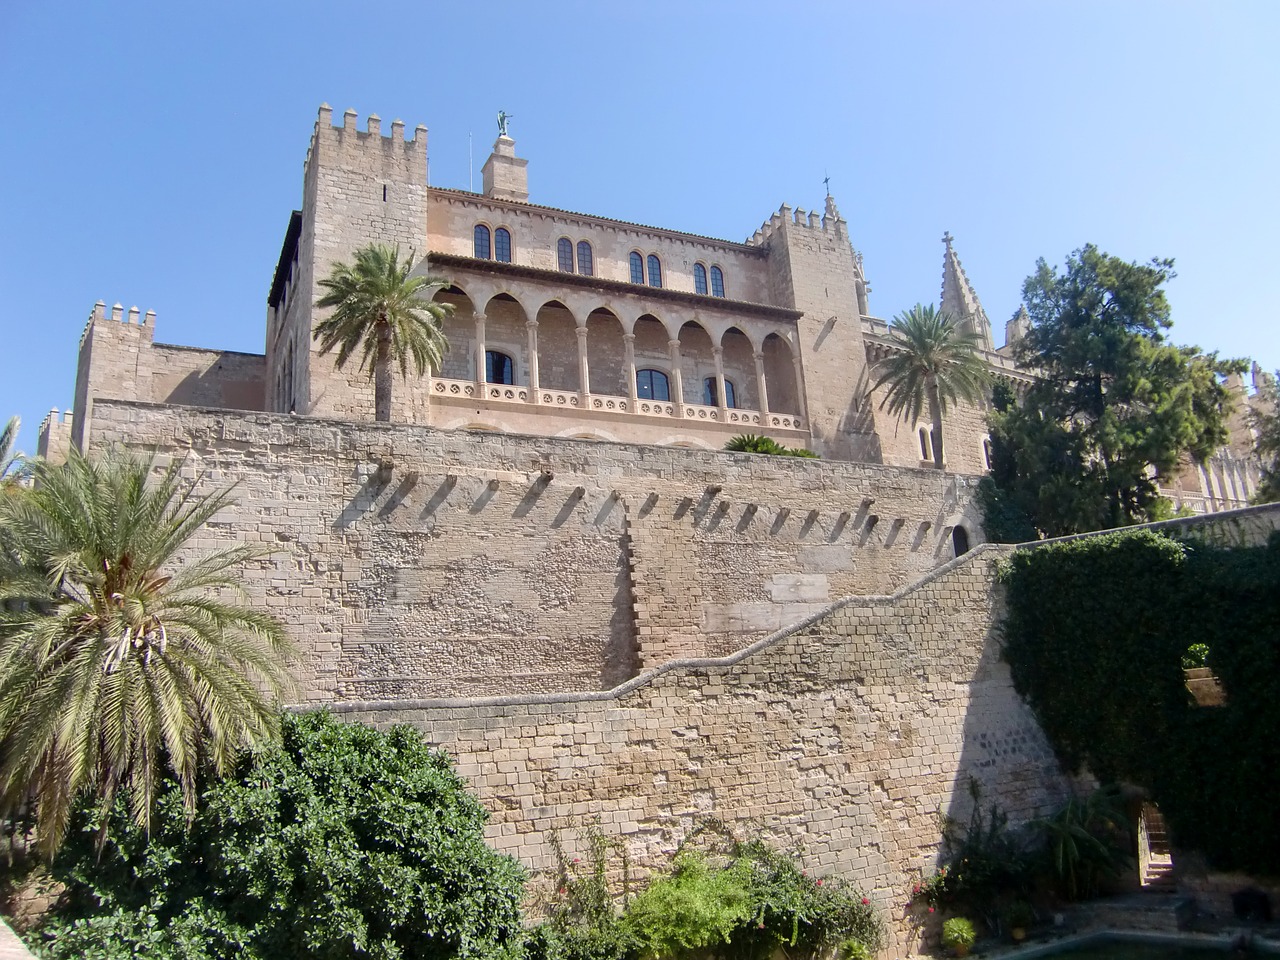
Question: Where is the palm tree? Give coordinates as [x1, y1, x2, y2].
[0, 450, 295, 857]
[871, 304, 990, 469]
[314, 244, 453, 422]
[0, 416, 23, 485]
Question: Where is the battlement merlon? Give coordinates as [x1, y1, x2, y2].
[78, 300, 157, 348]
[37, 408, 75, 464]
[746, 198, 849, 248]
[304, 103, 427, 181]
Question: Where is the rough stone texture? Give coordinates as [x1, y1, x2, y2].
[330, 545, 1074, 956]
[86, 401, 984, 703]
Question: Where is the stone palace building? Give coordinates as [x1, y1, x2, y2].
[29, 105, 1278, 952]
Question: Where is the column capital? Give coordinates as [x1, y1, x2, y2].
[668, 338, 682, 350]
[753, 351, 765, 362]
[712, 344, 724, 357]
[575, 325, 589, 338]
[525, 319, 539, 329]
[622, 332, 636, 343]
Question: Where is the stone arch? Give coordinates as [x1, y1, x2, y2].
[658, 435, 715, 450]
[480, 293, 530, 386]
[720, 326, 756, 410]
[439, 417, 506, 433]
[677, 320, 716, 407]
[534, 299, 580, 393]
[554, 427, 622, 443]
[434, 286, 477, 382]
[632, 314, 671, 398]
[762, 331, 800, 416]
[585, 307, 627, 398]
[952, 524, 970, 556]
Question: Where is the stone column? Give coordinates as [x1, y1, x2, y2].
[526, 319, 540, 403]
[576, 324, 591, 405]
[753, 351, 770, 416]
[623, 333, 638, 404]
[668, 339, 685, 417]
[473, 312, 487, 397]
[792, 353, 809, 425]
[712, 345, 728, 417]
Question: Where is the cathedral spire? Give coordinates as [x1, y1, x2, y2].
[939, 232, 994, 351]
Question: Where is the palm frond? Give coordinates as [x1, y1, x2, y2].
[0, 447, 296, 857]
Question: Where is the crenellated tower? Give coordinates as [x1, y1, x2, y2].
[266, 105, 430, 421]
[71, 300, 157, 451]
[748, 195, 880, 461]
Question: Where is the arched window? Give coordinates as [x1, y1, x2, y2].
[710, 265, 725, 298]
[636, 368, 670, 402]
[494, 227, 512, 263]
[647, 254, 662, 288]
[577, 241, 594, 276]
[474, 224, 491, 259]
[983, 438, 993, 470]
[485, 350, 515, 385]
[919, 428, 930, 460]
[703, 377, 736, 408]
[952, 525, 970, 556]
[629, 251, 645, 284]
[557, 237, 574, 273]
[694, 263, 708, 295]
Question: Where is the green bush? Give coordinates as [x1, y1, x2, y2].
[31, 711, 526, 960]
[724, 435, 820, 459]
[1181, 643, 1210, 669]
[941, 917, 976, 948]
[1000, 529, 1280, 874]
[624, 852, 752, 959]
[530, 826, 882, 960]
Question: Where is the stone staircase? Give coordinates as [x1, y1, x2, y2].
[1141, 805, 1177, 892]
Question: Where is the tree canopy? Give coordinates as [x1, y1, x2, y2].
[979, 245, 1244, 540]
[314, 244, 452, 422]
[0, 450, 294, 856]
[33, 711, 526, 960]
[871, 304, 989, 469]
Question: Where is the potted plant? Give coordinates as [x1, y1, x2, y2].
[1003, 901, 1034, 941]
[942, 917, 977, 957]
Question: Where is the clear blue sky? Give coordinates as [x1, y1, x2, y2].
[2, 1, 1277, 455]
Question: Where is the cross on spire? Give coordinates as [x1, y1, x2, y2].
[942, 231, 953, 249]
[823, 174, 831, 197]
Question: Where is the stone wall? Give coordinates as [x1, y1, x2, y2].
[151, 344, 265, 411]
[330, 545, 1074, 956]
[87, 401, 983, 704]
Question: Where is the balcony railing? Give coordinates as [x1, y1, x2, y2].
[429, 377, 804, 431]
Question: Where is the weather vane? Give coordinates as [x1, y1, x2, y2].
[497, 110, 514, 138]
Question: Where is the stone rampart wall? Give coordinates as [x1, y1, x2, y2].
[330, 545, 1074, 956]
[151, 344, 265, 411]
[87, 401, 983, 703]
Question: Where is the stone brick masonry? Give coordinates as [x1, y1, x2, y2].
[87, 400, 986, 704]
[332, 545, 1074, 956]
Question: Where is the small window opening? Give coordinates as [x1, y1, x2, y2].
[485, 350, 515, 385]
[636, 368, 670, 401]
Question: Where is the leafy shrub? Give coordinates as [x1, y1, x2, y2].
[531, 826, 637, 960]
[1181, 643, 1210, 669]
[724, 435, 820, 459]
[941, 917, 976, 948]
[31, 711, 525, 960]
[1033, 788, 1130, 901]
[530, 824, 882, 960]
[911, 781, 1032, 925]
[624, 852, 753, 959]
